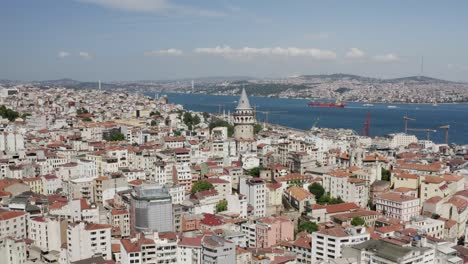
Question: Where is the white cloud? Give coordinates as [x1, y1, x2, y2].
[145, 48, 183, 56]
[374, 53, 399, 62]
[58, 51, 70, 58]
[77, 0, 224, 17]
[194, 46, 337, 60]
[345, 48, 365, 59]
[79, 51, 92, 59]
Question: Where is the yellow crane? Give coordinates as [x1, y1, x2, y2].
[407, 128, 437, 141]
[403, 114, 416, 134]
[439, 125, 450, 145]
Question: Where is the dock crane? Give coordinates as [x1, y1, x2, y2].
[255, 110, 288, 128]
[439, 125, 450, 145]
[407, 128, 437, 141]
[403, 114, 416, 134]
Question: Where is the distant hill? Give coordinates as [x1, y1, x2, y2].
[295, 74, 455, 84]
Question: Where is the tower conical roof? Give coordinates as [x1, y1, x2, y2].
[236, 88, 252, 109]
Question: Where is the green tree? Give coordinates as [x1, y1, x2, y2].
[308, 183, 325, 201]
[150, 111, 160, 117]
[216, 200, 228, 212]
[202, 112, 210, 119]
[351, 216, 365, 226]
[254, 124, 263, 134]
[431, 213, 440, 219]
[0, 105, 20, 121]
[76, 107, 89, 115]
[150, 120, 158, 126]
[109, 132, 125, 141]
[248, 166, 263, 177]
[298, 221, 319, 233]
[209, 120, 234, 137]
[317, 193, 345, 205]
[191, 180, 214, 194]
[82, 117, 92, 122]
[381, 168, 391, 181]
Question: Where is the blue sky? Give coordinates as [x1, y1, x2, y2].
[2, 0, 468, 81]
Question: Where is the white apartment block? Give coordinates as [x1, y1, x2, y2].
[0, 237, 27, 264]
[375, 192, 420, 221]
[28, 216, 66, 252]
[239, 177, 266, 217]
[322, 170, 369, 208]
[311, 226, 370, 262]
[0, 210, 27, 239]
[67, 222, 112, 262]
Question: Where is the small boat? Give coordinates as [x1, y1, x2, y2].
[363, 103, 374, 107]
[387, 105, 398, 109]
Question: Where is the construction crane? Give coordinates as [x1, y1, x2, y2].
[311, 117, 320, 128]
[407, 128, 437, 141]
[439, 125, 450, 145]
[256, 110, 288, 128]
[403, 114, 416, 134]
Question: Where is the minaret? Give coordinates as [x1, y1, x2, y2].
[233, 88, 255, 140]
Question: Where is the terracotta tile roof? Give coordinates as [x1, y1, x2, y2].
[191, 189, 218, 200]
[347, 178, 365, 184]
[111, 209, 128, 216]
[328, 170, 353, 178]
[178, 235, 203, 247]
[311, 202, 359, 214]
[0, 209, 26, 221]
[120, 239, 140, 253]
[442, 174, 463, 182]
[397, 162, 442, 172]
[394, 173, 418, 180]
[292, 233, 311, 249]
[375, 224, 403, 234]
[424, 196, 443, 204]
[276, 173, 312, 182]
[85, 223, 111, 231]
[317, 226, 349, 237]
[377, 193, 418, 202]
[200, 213, 224, 227]
[393, 187, 416, 193]
[446, 197, 468, 213]
[0, 210, 27, 221]
[286, 186, 313, 201]
[111, 243, 121, 253]
[206, 178, 230, 184]
[424, 176, 445, 184]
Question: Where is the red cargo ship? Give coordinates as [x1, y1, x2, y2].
[308, 99, 346, 108]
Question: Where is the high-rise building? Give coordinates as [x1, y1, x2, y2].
[130, 184, 173, 233]
[233, 88, 255, 140]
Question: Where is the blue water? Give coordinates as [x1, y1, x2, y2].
[147, 92, 468, 145]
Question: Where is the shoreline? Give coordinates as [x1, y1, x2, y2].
[152, 90, 468, 105]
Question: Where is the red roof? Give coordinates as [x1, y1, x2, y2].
[85, 223, 111, 231]
[311, 202, 359, 214]
[0, 210, 27, 221]
[200, 213, 224, 226]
